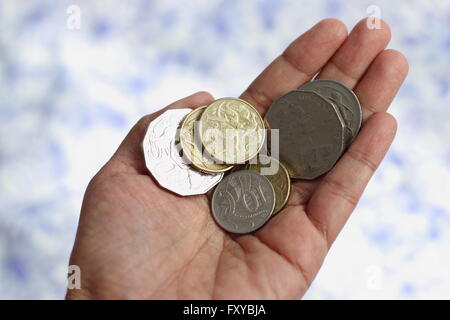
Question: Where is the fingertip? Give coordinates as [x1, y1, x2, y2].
[184, 91, 215, 107]
[353, 17, 391, 46]
[364, 112, 398, 141]
[166, 91, 215, 110]
[381, 112, 398, 138]
[314, 18, 348, 42]
[379, 49, 410, 80]
[192, 90, 215, 102]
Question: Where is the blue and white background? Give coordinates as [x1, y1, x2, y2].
[0, 0, 449, 299]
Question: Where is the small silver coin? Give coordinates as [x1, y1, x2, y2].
[265, 90, 345, 180]
[142, 109, 223, 196]
[211, 170, 275, 234]
[299, 79, 362, 147]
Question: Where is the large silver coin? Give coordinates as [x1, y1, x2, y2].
[299, 79, 362, 147]
[142, 109, 223, 196]
[265, 90, 345, 180]
[211, 170, 275, 234]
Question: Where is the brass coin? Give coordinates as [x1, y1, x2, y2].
[179, 107, 233, 173]
[199, 98, 265, 164]
[246, 155, 291, 215]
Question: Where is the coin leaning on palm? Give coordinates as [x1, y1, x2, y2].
[68, 18, 408, 299]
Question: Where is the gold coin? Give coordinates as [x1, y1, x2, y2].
[247, 155, 291, 215]
[199, 98, 265, 164]
[179, 107, 234, 173]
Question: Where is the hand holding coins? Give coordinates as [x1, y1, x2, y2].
[142, 79, 362, 234]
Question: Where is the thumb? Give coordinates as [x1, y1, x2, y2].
[109, 91, 214, 174]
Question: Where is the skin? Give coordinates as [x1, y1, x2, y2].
[67, 18, 409, 299]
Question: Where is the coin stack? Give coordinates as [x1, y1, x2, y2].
[142, 79, 362, 234]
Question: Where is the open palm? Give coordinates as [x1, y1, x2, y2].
[67, 18, 408, 299]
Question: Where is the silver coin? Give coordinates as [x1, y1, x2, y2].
[211, 170, 275, 234]
[142, 109, 223, 196]
[299, 79, 362, 147]
[265, 90, 345, 180]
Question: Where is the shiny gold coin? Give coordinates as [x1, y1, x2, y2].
[199, 98, 265, 164]
[179, 107, 233, 173]
[247, 155, 291, 215]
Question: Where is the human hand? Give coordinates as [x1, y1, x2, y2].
[67, 18, 408, 299]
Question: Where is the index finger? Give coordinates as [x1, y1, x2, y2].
[240, 18, 348, 114]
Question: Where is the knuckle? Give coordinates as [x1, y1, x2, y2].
[347, 148, 378, 173]
[322, 176, 360, 208]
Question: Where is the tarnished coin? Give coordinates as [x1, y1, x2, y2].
[265, 90, 345, 180]
[299, 79, 362, 147]
[211, 170, 275, 234]
[247, 155, 291, 215]
[142, 109, 223, 196]
[179, 107, 234, 173]
[199, 98, 265, 164]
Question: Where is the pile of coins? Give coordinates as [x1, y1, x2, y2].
[142, 79, 362, 234]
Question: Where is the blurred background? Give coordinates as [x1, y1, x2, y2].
[0, 0, 449, 299]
